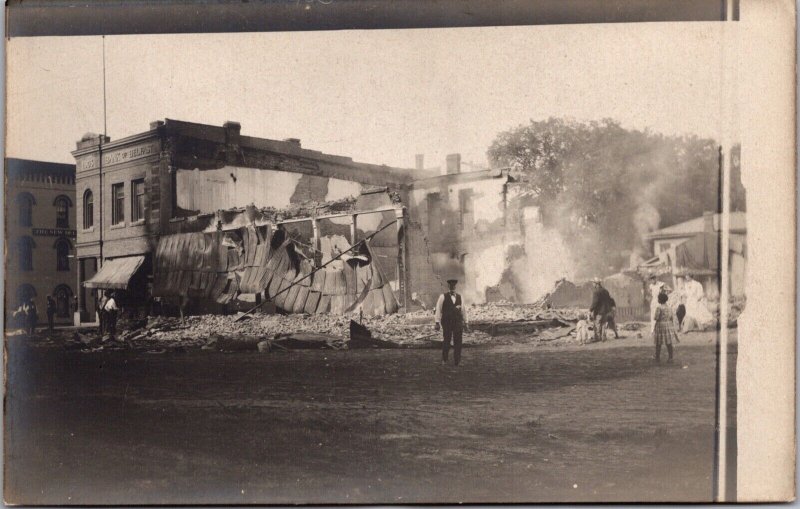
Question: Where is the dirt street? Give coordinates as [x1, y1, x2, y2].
[4, 330, 736, 504]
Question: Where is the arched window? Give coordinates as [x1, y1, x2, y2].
[16, 193, 35, 227]
[54, 195, 72, 228]
[55, 237, 71, 271]
[53, 284, 73, 318]
[18, 236, 34, 271]
[83, 190, 94, 229]
[16, 284, 36, 306]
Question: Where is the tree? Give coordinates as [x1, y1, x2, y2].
[488, 118, 744, 277]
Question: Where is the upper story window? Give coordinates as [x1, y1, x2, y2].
[131, 178, 146, 222]
[54, 195, 72, 228]
[55, 237, 71, 271]
[426, 193, 442, 236]
[459, 189, 475, 230]
[112, 183, 125, 225]
[83, 190, 94, 229]
[18, 236, 34, 271]
[16, 193, 35, 227]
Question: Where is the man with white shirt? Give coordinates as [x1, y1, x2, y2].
[434, 279, 469, 366]
[103, 290, 120, 341]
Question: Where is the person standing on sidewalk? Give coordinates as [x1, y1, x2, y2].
[103, 291, 120, 341]
[97, 290, 110, 336]
[434, 279, 469, 366]
[20, 298, 38, 336]
[46, 296, 56, 332]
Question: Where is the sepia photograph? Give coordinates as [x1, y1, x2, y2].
[3, 0, 795, 505]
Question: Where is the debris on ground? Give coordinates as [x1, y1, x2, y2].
[622, 322, 646, 331]
[36, 302, 655, 354]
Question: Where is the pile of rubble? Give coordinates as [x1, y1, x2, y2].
[467, 302, 585, 323]
[61, 302, 597, 353]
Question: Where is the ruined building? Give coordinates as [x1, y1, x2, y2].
[73, 119, 532, 322]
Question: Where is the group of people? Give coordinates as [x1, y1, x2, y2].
[586, 275, 700, 363]
[13, 291, 119, 339]
[13, 295, 64, 336]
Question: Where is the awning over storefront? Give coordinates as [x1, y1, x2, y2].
[84, 256, 145, 290]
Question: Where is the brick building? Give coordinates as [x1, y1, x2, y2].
[4, 159, 77, 327]
[71, 119, 534, 321]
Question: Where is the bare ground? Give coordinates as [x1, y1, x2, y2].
[4, 329, 736, 504]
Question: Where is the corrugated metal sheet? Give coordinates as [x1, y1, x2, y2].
[153, 224, 400, 316]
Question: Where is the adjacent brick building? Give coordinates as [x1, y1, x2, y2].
[5, 159, 77, 326]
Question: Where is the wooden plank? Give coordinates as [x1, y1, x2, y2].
[304, 291, 321, 314]
[191, 270, 202, 290]
[344, 263, 356, 296]
[343, 292, 356, 313]
[330, 294, 346, 315]
[298, 260, 313, 287]
[283, 278, 301, 313]
[267, 269, 283, 299]
[335, 269, 348, 295]
[370, 287, 387, 317]
[360, 290, 375, 317]
[316, 295, 331, 314]
[272, 249, 289, 277]
[246, 225, 257, 266]
[204, 272, 216, 297]
[240, 227, 250, 266]
[207, 233, 219, 272]
[258, 267, 274, 293]
[255, 243, 268, 268]
[356, 264, 370, 292]
[217, 242, 228, 272]
[311, 269, 326, 293]
[273, 277, 292, 310]
[322, 267, 341, 295]
[240, 267, 255, 294]
[170, 235, 181, 271]
[382, 284, 398, 314]
[293, 286, 310, 314]
[370, 261, 385, 289]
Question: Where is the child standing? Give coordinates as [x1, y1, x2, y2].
[651, 292, 680, 363]
[576, 312, 592, 345]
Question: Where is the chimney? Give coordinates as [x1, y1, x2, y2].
[703, 210, 715, 232]
[415, 154, 424, 171]
[283, 138, 301, 148]
[76, 133, 111, 150]
[223, 121, 241, 138]
[446, 153, 461, 175]
[223, 121, 242, 164]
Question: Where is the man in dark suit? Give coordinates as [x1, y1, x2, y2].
[589, 277, 614, 342]
[434, 279, 469, 366]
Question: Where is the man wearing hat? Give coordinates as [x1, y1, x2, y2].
[589, 277, 614, 342]
[435, 279, 469, 366]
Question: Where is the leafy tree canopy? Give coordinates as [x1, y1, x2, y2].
[487, 117, 744, 276]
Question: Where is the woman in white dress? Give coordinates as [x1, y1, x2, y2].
[683, 274, 714, 330]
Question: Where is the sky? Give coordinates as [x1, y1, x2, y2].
[7, 23, 730, 170]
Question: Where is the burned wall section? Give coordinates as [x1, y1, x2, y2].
[406, 171, 526, 308]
